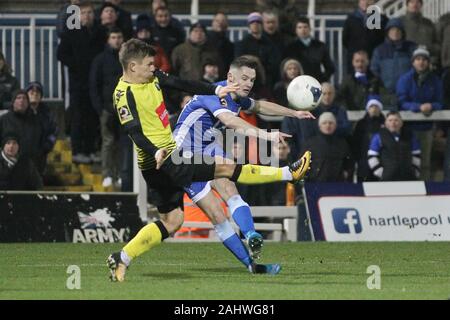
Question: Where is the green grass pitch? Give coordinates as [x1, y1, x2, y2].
[1, 242, 449, 299]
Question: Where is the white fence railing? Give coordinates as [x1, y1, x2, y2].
[376, 0, 450, 22]
[0, 13, 347, 101]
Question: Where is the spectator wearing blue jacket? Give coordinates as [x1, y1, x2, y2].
[396, 48, 443, 181]
[370, 18, 416, 100]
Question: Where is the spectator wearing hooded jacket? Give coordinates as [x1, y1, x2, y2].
[370, 18, 417, 96]
[0, 133, 43, 190]
[0, 90, 43, 170]
[352, 97, 385, 181]
[25, 82, 58, 174]
[368, 111, 421, 181]
[396, 48, 443, 181]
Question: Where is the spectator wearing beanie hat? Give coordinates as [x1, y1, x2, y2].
[25, 81, 58, 174]
[351, 96, 386, 181]
[235, 12, 280, 89]
[396, 47, 443, 180]
[301, 112, 353, 182]
[0, 90, 43, 172]
[0, 131, 43, 190]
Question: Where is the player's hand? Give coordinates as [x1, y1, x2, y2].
[217, 83, 239, 98]
[267, 131, 292, 146]
[155, 148, 169, 170]
[293, 110, 315, 120]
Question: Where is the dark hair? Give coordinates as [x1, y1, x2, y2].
[230, 56, 258, 71]
[407, 0, 423, 5]
[119, 39, 156, 69]
[296, 16, 310, 27]
[353, 50, 369, 59]
[154, 6, 170, 15]
[107, 26, 123, 38]
[78, 0, 94, 10]
[386, 111, 402, 119]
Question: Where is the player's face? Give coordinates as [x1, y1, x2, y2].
[132, 55, 156, 81]
[385, 115, 403, 133]
[229, 66, 256, 97]
[3, 140, 19, 158]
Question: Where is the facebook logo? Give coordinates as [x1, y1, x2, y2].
[332, 208, 362, 234]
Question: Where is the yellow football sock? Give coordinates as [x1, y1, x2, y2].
[237, 164, 283, 185]
[123, 222, 163, 260]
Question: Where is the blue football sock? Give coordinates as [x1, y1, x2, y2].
[227, 195, 255, 238]
[214, 220, 252, 267]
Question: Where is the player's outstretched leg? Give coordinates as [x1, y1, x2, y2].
[107, 210, 180, 282]
[214, 150, 312, 185]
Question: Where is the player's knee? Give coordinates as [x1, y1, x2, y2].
[160, 209, 184, 234]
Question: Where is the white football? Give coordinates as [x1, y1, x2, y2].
[286, 75, 323, 111]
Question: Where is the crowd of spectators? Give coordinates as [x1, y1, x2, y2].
[1, 0, 450, 203]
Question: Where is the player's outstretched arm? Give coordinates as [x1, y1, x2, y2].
[253, 100, 315, 120]
[217, 112, 291, 144]
[154, 70, 238, 98]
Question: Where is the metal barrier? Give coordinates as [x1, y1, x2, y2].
[0, 13, 346, 101]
